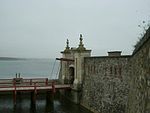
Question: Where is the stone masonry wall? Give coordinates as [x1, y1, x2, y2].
[80, 27, 150, 113]
[127, 29, 150, 113]
[80, 56, 131, 113]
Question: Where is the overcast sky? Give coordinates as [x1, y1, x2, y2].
[0, 0, 150, 58]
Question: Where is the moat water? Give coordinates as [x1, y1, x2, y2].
[0, 59, 92, 113]
[0, 92, 92, 113]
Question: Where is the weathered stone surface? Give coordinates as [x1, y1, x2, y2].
[127, 28, 150, 113]
[80, 28, 150, 113]
[81, 56, 131, 113]
[59, 27, 150, 113]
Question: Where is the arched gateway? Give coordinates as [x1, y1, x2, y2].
[57, 34, 91, 90]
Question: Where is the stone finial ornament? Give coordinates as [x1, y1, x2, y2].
[79, 34, 83, 45]
[64, 39, 70, 52]
[77, 34, 86, 51]
[66, 39, 69, 49]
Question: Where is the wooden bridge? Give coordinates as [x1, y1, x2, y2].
[0, 77, 71, 105]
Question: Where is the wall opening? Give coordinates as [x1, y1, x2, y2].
[69, 67, 75, 84]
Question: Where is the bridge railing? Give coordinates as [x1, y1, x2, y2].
[22, 78, 49, 86]
[0, 78, 70, 93]
[0, 78, 53, 92]
[0, 79, 13, 84]
[0, 78, 49, 86]
[0, 80, 71, 94]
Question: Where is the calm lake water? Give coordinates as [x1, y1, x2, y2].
[0, 59, 92, 113]
[0, 59, 59, 79]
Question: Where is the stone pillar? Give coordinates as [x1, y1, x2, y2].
[73, 35, 91, 90]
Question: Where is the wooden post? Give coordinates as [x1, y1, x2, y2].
[34, 82, 37, 102]
[34, 82, 37, 94]
[46, 91, 54, 112]
[46, 91, 51, 102]
[30, 79, 32, 85]
[52, 81, 55, 93]
[31, 91, 36, 105]
[13, 80, 17, 106]
[46, 78, 48, 86]
[31, 82, 37, 105]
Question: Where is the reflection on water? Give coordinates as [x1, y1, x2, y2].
[0, 92, 92, 113]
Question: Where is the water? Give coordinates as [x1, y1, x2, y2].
[0, 92, 92, 113]
[0, 59, 92, 113]
[0, 59, 59, 79]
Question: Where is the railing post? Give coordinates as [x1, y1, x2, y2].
[13, 79, 17, 106]
[31, 82, 37, 105]
[52, 81, 55, 93]
[34, 82, 37, 94]
[30, 79, 32, 85]
[46, 78, 48, 86]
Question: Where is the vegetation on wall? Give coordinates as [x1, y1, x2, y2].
[134, 20, 150, 49]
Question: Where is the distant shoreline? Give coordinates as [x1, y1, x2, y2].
[0, 57, 53, 61]
[0, 57, 26, 61]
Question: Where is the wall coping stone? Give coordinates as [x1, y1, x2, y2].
[85, 55, 131, 59]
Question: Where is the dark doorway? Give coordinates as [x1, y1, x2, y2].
[69, 67, 74, 84]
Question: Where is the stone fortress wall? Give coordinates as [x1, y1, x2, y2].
[80, 53, 131, 113]
[127, 27, 150, 113]
[80, 27, 150, 113]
